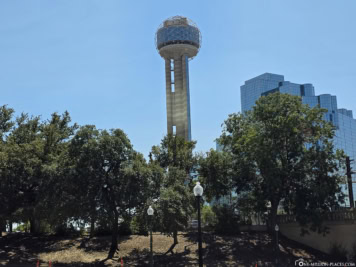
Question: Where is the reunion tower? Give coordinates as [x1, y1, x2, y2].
[155, 16, 201, 141]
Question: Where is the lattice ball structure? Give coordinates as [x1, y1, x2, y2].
[155, 16, 201, 60]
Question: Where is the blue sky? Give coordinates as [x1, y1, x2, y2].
[1, 0, 355, 157]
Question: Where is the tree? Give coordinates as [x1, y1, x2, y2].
[201, 205, 216, 228]
[1, 113, 43, 233]
[150, 134, 196, 254]
[0, 111, 77, 234]
[35, 111, 77, 233]
[0, 109, 79, 235]
[0, 105, 15, 235]
[64, 125, 102, 236]
[198, 149, 233, 203]
[203, 93, 344, 236]
[156, 168, 194, 254]
[0, 105, 15, 141]
[67, 126, 150, 258]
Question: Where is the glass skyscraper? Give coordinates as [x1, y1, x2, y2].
[241, 73, 356, 206]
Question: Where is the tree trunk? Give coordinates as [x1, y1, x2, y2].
[0, 219, 5, 236]
[9, 221, 13, 233]
[164, 229, 178, 255]
[269, 202, 278, 232]
[269, 200, 279, 250]
[90, 216, 95, 238]
[29, 218, 37, 234]
[174, 230, 178, 246]
[108, 211, 119, 259]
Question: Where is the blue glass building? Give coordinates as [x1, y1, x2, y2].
[241, 73, 356, 206]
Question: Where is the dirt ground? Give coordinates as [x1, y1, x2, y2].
[0, 231, 336, 266]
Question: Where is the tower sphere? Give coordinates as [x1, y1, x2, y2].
[155, 16, 201, 59]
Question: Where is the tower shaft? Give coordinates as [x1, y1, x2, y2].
[165, 55, 192, 141]
[156, 16, 200, 141]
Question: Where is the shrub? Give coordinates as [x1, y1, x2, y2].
[118, 219, 132, 236]
[201, 205, 217, 230]
[212, 204, 240, 235]
[54, 223, 77, 236]
[95, 226, 112, 236]
[329, 242, 348, 262]
[130, 215, 148, 235]
[14, 222, 30, 232]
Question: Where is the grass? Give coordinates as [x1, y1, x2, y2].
[0, 231, 334, 266]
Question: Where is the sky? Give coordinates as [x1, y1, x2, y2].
[0, 0, 356, 157]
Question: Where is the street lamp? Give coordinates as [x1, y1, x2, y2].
[193, 182, 203, 267]
[275, 224, 279, 266]
[147, 206, 154, 267]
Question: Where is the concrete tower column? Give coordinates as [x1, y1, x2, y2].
[165, 59, 173, 135]
[174, 56, 185, 139]
[156, 16, 201, 141]
[182, 55, 192, 141]
[164, 56, 192, 140]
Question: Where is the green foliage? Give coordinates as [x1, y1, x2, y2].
[201, 205, 217, 229]
[198, 150, 233, 202]
[212, 204, 240, 235]
[54, 223, 77, 236]
[118, 219, 132, 236]
[13, 220, 52, 234]
[66, 126, 152, 256]
[65, 125, 143, 219]
[14, 222, 30, 232]
[236, 192, 266, 225]
[0, 112, 42, 223]
[0, 105, 15, 140]
[130, 215, 148, 235]
[149, 134, 197, 252]
[201, 93, 344, 234]
[95, 218, 112, 236]
[0, 106, 161, 259]
[0, 109, 77, 233]
[150, 134, 197, 174]
[157, 177, 194, 233]
[0, 106, 154, 246]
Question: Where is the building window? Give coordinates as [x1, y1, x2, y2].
[300, 85, 305, 96]
[170, 59, 174, 71]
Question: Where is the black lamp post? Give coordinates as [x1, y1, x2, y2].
[275, 224, 279, 266]
[147, 206, 154, 267]
[193, 182, 203, 267]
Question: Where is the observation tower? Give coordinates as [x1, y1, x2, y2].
[155, 16, 201, 141]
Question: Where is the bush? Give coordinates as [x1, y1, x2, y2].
[14, 222, 30, 232]
[201, 205, 217, 229]
[130, 215, 148, 235]
[54, 223, 77, 236]
[14, 221, 52, 233]
[94, 216, 112, 236]
[95, 226, 112, 236]
[329, 242, 348, 262]
[212, 204, 240, 235]
[37, 221, 52, 234]
[118, 219, 132, 236]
